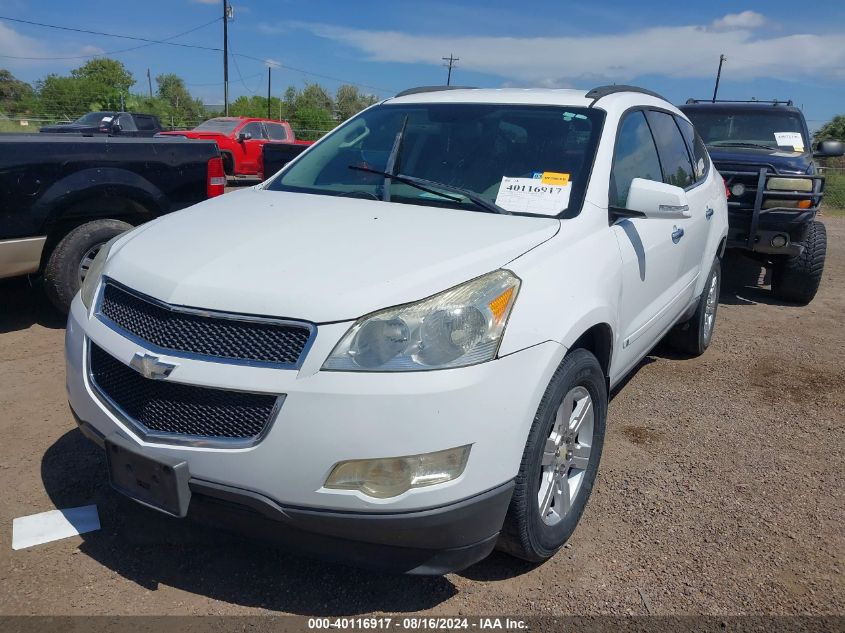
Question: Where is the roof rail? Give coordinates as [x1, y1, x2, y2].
[684, 98, 794, 106]
[394, 85, 477, 98]
[586, 84, 668, 106]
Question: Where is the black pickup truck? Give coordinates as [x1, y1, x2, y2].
[0, 135, 225, 311]
[39, 111, 163, 137]
[680, 100, 844, 304]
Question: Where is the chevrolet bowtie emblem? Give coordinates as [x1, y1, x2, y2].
[129, 352, 177, 380]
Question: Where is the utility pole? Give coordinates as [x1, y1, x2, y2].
[442, 54, 459, 86]
[223, 0, 230, 115]
[267, 66, 271, 119]
[712, 54, 726, 103]
[146, 68, 153, 99]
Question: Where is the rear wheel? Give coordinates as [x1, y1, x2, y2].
[43, 219, 132, 313]
[771, 220, 826, 305]
[498, 349, 607, 562]
[667, 257, 721, 356]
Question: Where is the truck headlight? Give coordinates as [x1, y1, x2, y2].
[322, 270, 520, 371]
[325, 445, 471, 499]
[767, 177, 813, 192]
[80, 235, 122, 310]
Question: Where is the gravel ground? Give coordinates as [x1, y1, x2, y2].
[0, 218, 843, 616]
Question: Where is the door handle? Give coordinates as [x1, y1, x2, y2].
[671, 226, 685, 243]
[705, 207, 714, 219]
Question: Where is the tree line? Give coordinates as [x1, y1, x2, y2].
[0, 58, 378, 138]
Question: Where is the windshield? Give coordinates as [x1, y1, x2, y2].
[193, 118, 241, 133]
[683, 109, 808, 151]
[267, 103, 604, 217]
[73, 112, 114, 125]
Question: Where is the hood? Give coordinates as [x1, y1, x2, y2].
[105, 189, 559, 323]
[707, 145, 813, 174]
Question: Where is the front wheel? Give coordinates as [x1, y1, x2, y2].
[498, 348, 607, 562]
[771, 220, 826, 305]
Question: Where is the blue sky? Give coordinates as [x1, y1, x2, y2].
[1, 0, 843, 130]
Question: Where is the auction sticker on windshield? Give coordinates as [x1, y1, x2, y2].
[495, 176, 571, 215]
[774, 132, 804, 152]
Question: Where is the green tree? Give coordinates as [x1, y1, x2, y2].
[814, 115, 845, 143]
[155, 73, 204, 127]
[0, 69, 36, 115]
[335, 84, 377, 121]
[37, 74, 99, 118]
[70, 58, 134, 108]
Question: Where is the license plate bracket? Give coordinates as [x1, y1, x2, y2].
[105, 434, 191, 517]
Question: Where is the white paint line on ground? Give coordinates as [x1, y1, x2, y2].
[12, 505, 100, 550]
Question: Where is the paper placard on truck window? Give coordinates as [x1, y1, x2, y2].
[774, 132, 804, 152]
[495, 177, 571, 215]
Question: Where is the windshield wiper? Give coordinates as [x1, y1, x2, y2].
[348, 165, 510, 215]
[709, 141, 780, 150]
[382, 116, 408, 202]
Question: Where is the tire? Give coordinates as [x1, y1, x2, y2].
[221, 152, 235, 176]
[498, 348, 607, 562]
[43, 219, 132, 313]
[771, 220, 826, 305]
[667, 257, 721, 357]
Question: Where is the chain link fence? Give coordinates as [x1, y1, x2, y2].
[819, 162, 845, 211]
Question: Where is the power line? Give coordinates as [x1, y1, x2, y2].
[0, 17, 221, 60]
[0, 15, 223, 55]
[0, 14, 396, 95]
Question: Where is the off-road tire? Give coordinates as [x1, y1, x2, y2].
[667, 257, 721, 356]
[43, 219, 132, 313]
[771, 220, 826, 305]
[497, 348, 607, 562]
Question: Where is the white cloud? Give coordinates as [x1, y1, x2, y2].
[264, 58, 281, 68]
[0, 23, 104, 69]
[290, 15, 845, 85]
[710, 11, 766, 31]
[189, 0, 219, 5]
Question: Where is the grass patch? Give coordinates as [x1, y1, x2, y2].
[0, 119, 39, 133]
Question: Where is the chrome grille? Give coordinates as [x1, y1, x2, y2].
[99, 281, 313, 366]
[89, 343, 280, 443]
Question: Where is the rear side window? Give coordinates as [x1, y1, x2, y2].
[117, 114, 137, 132]
[676, 117, 709, 182]
[266, 123, 288, 141]
[135, 115, 156, 131]
[645, 110, 694, 188]
[610, 111, 663, 207]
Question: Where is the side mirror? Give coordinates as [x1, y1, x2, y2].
[237, 132, 252, 142]
[625, 178, 691, 219]
[815, 139, 844, 157]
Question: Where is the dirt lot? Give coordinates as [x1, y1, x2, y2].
[0, 218, 843, 617]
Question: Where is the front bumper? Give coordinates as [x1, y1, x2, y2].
[66, 293, 565, 571]
[74, 413, 513, 574]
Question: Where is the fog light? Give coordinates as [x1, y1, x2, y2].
[730, 183, 746, 197]
[771, 235, 788, 248]
[325, 445, 471, 499]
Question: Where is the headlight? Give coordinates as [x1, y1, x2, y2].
[767, 177, 813, 192]
[80, 234, 123, 309]
[322, 270, 520, 371]
[324, 445, 471, 499]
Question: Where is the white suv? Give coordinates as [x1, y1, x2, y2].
[66, 85, 728, 574]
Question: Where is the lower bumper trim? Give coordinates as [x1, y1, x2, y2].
[71, 405, 514, 574]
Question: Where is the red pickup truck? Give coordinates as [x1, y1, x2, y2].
[159, 117, 305, 177]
